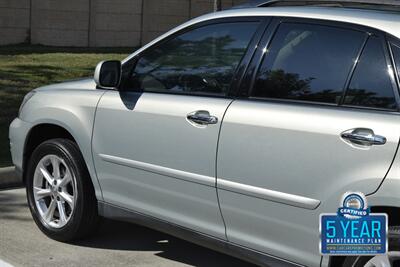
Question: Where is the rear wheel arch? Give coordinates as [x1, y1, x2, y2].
[329, 205, 400, 267]
[370, 206, 400, 226]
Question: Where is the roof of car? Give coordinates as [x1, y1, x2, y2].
[212, 6, 400, 37]
[232, 0, 400, 11]
[123, 6, 400, 63]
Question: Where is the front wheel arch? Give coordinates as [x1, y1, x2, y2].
[26, 138, 99, 241]
[23, 123, 76, 184]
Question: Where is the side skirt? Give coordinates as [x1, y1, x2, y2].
[98, 201, 303, 267]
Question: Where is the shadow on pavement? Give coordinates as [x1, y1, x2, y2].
[0, 189, 255, 266]
[0, 166, 23, 190]
[74, 219, 256, 267]
[0, 189, 31, 221]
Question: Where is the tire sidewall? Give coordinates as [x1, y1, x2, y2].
[341, 226, 400, 267]
[26, 139, 86, 240]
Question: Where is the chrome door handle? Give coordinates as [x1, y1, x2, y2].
[187, 110, 218, 125]
[341, 128, 386, 146]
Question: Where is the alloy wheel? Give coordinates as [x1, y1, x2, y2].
[364, 252, 400, 267]
[33, 154, 77, 228]
[350, 252, 400, 267]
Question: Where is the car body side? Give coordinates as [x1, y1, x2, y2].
[9, 6, 400, 267]
[10, 79, 106, 201]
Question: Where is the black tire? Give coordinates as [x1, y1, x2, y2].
[342, 226, 400, 267]
[26, 138, 99, 242]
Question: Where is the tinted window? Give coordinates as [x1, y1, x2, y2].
[391, 43, 400, 79]
[123, 22, 259, 96]
[344, 37, 397, 110]
[252, 23, 365, 104]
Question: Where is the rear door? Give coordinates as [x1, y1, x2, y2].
[216, 18, 400, 266]
[92, 17, 266, 239]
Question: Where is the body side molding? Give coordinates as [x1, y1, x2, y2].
[99, 154, 215, 187]
[99, 154, 320, 209]
[218, 179, 320, 210]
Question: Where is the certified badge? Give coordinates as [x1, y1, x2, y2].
[320, 192, 388, 255]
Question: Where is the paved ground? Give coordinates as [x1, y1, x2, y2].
[0, 167, 22, 190]
[0, 189, 256, 267]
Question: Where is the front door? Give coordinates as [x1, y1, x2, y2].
[92, 19, 262, 238]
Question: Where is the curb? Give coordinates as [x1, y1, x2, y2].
[0, 166, 23, 189]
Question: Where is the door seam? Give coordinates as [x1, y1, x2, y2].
[367, 137, 400, 196]
[215, 99, 236, 241]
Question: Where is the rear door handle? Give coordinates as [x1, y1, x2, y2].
[341, 128, 386, 146]
[187, 110, 218, 125]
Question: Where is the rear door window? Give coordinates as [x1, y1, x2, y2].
[251, 22, 366, 104]
[343, 37, 397, 110]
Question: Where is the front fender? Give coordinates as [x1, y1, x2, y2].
[20, 89, 106, 201]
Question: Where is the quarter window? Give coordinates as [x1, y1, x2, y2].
[391, 43, 400, 82]
[251, 23, 365, 104]
[123, 22, 259, 96]
[344, 37, 397, 110]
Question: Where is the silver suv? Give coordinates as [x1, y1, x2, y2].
[9, 1, 400, 266]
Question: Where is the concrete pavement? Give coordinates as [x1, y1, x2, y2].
[0, 189, 256, 267]
[0, 167, 22, 190]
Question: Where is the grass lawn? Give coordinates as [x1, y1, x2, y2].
[0, 45, 132, 167]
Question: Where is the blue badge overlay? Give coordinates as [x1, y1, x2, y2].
[320, 192, 388, 255]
